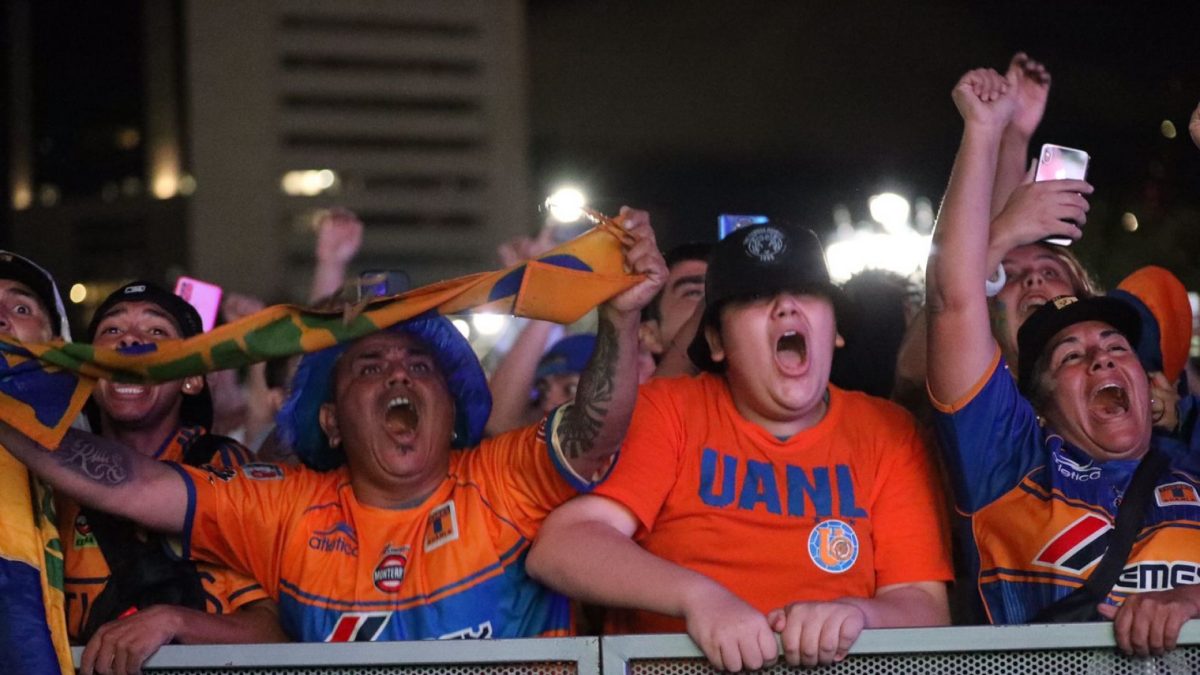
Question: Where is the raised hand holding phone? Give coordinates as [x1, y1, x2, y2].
[173, 276, 222, 332]
[1033, 143, 1090, 246]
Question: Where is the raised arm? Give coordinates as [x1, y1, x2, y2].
[485, 319, 560, 436]
[555, 207, 666, 479]
[991, 53, 1051, 216]
[0, 422, 187, 534]
[926, 68, 1018, 403]
[309, 208, 363, 303]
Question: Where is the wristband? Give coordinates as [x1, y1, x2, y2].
[984, 264, 1006, 298]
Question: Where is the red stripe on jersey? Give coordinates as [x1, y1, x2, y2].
[1036, 515, 1108, 564]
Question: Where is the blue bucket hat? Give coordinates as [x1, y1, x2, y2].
[276, 313, 492, 471]
[535, 334, 596, 381]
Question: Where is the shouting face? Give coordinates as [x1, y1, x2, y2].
[706, 292, 837, 437]
[321, 331, 456, 507]
[1039, 320, 1152, 463]
[995, 245, 1079, 357]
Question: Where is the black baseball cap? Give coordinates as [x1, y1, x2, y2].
[0, 251, 66, 338]
[86, 280, 212, 428]
[1016, 295, 1142, 396]
[688, 222, 840, 372]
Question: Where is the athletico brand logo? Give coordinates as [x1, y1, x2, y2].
[242, 463, 285, 481]
[373, 545, 410, 593]
[73, 513, 97, 549]
[1053, 453, 1101, 482]
[326, 612, 390, 642]
[1033, 514, 1112, 573]
[439, 621, 493, 640]
[1116, 561, 1200, 592]
[1155, 482, 1200, 508]
[308, 522, 358, 557]
[744, 227, 787, 262]
[424, 501, 459, 552]
[808, 519, 858, 573]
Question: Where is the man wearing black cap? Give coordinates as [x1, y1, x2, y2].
[529, 222, 952, 671]
[64, 281, 285, 674]
[929, 68, 1200, 656]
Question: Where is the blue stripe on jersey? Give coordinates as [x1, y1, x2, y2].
[165, 462, 196, 560]
[279, 548, 569, 641]
[278, 538, 528, 611]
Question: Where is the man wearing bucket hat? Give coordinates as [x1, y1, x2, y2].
[0, 208, 665, 645]
[929, 68, 1200, 656]
[529, 221, 952, 671]
[65, 281, 284, 674]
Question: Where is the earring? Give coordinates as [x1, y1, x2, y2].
[1151, 397, 1165, 423]
[450, 430, 459, 444]
[183, 382, 195, 393]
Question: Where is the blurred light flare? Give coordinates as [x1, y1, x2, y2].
[282, 169, 339, 196]
[471, 313, 507, 336]
[868, 192, 911, 234]
[545, 186, 587, 223]
[1121, 212, 1139, 232]
[1161, 120, 1177, 139]
[452, 319, 471, 339]
[69, 284, 87, 304]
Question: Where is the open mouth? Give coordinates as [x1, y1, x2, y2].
[775, 330, 808, 371]
[1018, 294, 1048, 317]
[1089, 384, 1130, 418]
[384, 396, 419, 435]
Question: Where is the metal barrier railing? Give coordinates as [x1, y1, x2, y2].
[71, 622, 1200, 675]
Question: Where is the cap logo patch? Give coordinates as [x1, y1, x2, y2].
[743, 227, 787, 262]
[1052, 296, 1078, 310]
[124, 284, 146, 294]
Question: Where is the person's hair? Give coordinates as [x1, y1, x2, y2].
[1026, 349, 1058, 411]
[642, 242, 712, 323]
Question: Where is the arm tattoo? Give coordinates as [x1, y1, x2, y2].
[55, 432, 132, 486]
[557, 314, 618, 459]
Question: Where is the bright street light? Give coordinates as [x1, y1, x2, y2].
[868, 192, 911, 235]
[545, 186, 587, 223]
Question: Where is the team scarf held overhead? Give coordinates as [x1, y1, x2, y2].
[0, 216, 640, 449]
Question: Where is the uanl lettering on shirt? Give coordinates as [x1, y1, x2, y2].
[698, 448, 867, 518]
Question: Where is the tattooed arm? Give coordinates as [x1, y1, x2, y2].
[0, 422, 187, 533]
[555, 207, 666, 480]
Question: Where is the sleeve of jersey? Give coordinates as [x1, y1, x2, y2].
[197, 562, 270, 614]
[163, 462, 300, 600]
[590, 383, 684, 535]
[929, 350, 1045, 513]
[868, 410, 954, 588]
[465, 411, 581, 540]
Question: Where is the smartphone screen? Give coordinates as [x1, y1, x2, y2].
[1034, 144, 1090, 246]
[357, 270, 411, 301]
[718, 214, 769, 240]
[173, 276, 222, 332]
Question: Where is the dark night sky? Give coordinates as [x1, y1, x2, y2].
[527, 1, 1200, 287]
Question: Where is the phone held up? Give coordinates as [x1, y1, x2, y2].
[1034, 143, 1090, 247]
[174, 276, 223, 333]
[718, 214, 769, 240]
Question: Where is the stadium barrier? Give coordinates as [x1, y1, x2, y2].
[72, 622, 1200, 674]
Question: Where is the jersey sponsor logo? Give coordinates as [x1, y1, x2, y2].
[808, 519, 858, 573]
[1155, 482, 1200, 508]
[439, 621, 493, 640]
[241, 462, 284, 481]
[73, 513, 97, 549]
[1115, 561, 1200, 592]
[424, 500, 459, 552]
[1052, 453, 1101, 481]
[698, 449, 867, 519]
[373, 545, 410, 593]
[308, 522, 358, 557]
[1032, 514, 1111, 573]
[201, 464, 236, 483]
[326, 612, 391, 642]
[743, 227, 787, 262]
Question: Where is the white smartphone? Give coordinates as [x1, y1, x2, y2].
[1034, 143, 1090, 246]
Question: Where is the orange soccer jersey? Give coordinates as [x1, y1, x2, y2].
[169, 414, 584, 641]
[59, 426, 267, 640]
[595, 374, 952, 634]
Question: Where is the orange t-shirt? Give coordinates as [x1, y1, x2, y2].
[595, 374, 952, 633]
[59, 426, 268, 640]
